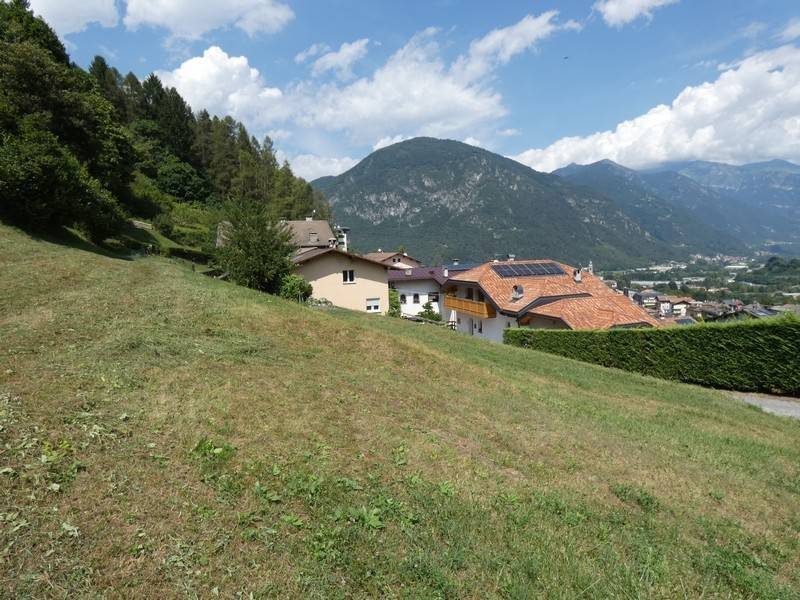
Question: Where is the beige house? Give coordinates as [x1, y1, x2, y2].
[293, 248, 389, 314]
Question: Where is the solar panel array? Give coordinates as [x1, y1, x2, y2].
[491, 262, 566, 278]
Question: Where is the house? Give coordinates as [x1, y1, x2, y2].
[217, 217, 349, 253]
[388, 266, 449, 317]
[656, 296, 693, 317]
[444, 259, 658, 343]
[633, 289, 659, 309]
[285, 218, 338, 254]
[363, 250, 422, 270]
[292, 248, 389, 314]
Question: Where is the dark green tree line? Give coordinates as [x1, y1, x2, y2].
[1, 0, 329, 243]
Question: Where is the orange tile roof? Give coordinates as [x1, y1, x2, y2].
[448, 259, 658, 330]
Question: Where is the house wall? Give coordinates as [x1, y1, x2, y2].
[391, 280, 443, 316]
[296, 254, 388, 314]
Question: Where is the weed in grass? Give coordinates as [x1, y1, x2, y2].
[611, 483, 660, 513]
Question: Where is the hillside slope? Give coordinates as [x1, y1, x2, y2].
[1, 225, 799, 597]
[314, 138, 679, 267]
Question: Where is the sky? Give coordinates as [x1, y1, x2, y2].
[29, 0, 800, 180]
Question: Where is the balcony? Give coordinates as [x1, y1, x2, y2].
[444, 295, 496, 319]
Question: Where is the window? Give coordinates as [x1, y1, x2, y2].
[466, 288, 474, 300]
[413, 293, 420, 304]
[366, 298, 380, 312]
[428, 292, 439, 303]
[393, 257, 400, 263]
[478, 321, 483, 333]
[400, 294, 407, 304]
[342, 270, 355, 283]
[477, 291, 485, 302]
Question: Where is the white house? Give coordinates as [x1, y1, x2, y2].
[388, 266, 448, 317]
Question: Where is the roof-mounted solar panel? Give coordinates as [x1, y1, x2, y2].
[491, 262, 566, 278]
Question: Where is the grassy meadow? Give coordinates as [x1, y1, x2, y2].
[1, 224, 799, 598]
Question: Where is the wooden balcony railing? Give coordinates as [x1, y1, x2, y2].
[444, 295, 496, 319]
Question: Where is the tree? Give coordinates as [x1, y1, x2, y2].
[279, 274, 313, 302]
[215, 197, 294, 293]
[418, 300, 441, 321]
[388, 289, 401, 317]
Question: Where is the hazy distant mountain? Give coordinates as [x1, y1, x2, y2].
[313, 138, 725, 267]
[553, 160, 745, 255]
[648, 160, 800, 244]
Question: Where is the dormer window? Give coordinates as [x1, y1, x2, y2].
[309, 232, 319, 243]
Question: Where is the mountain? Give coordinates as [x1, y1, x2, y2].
[649, 160, 800, 244]
[553, 160, 745, 255]
[314, 138, 707, 267]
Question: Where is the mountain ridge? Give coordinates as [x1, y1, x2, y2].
[314, 138, 750, 266]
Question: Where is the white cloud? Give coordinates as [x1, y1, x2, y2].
[288, 154, 359, 180]
[155, 11, 580, 176]
[463, 137, 482, 147]
[291, 27, 506, 142]
[311, 39, 370, 79]
[373, 135, 409, 150]
[29, 0, 118, 36]
[778, 18, 800, 43]
[295, 43, 329, 64]
[512, 45, 800, 172]
[157, 46, 288, 126]
[124, 0, 294, 39]
[452, 11, 575, 82]
[497, 128, 521, 137]
[267, 129, 292, 141]
[593, 0, 678, 28]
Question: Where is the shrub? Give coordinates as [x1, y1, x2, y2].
[214, 197, 293, 293]
[152, 212, 174, 237]
[279, 274, 313, 302]
[504, 316, 800, 395]
[388, 289, 401, 317]
[161, 246, 210, 263]
[418, 300, 441, 321]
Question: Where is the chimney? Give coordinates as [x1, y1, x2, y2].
[443, 267, 449, 278]
[587, 260, 594, 275]
[452, 258, 460, 266]
[305, 216, 313, 222]
[508, 254, 516, 261]
[573, 268, 582, 283]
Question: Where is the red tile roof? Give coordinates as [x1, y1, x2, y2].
[448, 259, 658, 330]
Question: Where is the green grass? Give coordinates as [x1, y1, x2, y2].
[1, 223, 799, 598]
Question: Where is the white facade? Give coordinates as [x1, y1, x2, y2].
[453, 311, 519, 343]
[391, 279, 444, 317]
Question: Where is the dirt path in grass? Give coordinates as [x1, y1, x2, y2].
[733, 392, 800, 419]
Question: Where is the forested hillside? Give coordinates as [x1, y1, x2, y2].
[0, 0, 327, 249]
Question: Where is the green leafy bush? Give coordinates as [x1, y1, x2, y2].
[152, 212, 174, 237]
[279, 274, 313, 302]
[160, 246, 210, 263]
[388, 289, 401, 317]
[504, 316, 800, 395]
[418, 300, 442, 321]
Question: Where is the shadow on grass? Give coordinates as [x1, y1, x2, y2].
[9, 223, 136, 261]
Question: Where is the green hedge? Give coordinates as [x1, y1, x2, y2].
[161, 246, 211, 263]
[504, 316, 800, 396]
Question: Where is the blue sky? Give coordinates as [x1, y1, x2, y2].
[30, 0, 800, 179]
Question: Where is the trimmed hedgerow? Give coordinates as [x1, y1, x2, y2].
[504, 316, 800, 396]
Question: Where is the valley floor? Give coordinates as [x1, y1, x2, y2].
[1, 225, 799, 598]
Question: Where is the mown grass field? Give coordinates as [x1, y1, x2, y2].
[1, 223, 799, 598]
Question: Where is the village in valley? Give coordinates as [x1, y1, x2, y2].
[249, 217, 800, 344]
